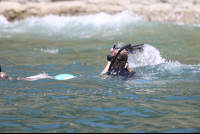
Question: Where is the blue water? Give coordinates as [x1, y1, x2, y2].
[0, 10, 200, 133]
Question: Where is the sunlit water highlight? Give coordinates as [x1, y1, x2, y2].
[0, 10, 200, 133]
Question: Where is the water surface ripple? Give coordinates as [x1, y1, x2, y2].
[0, 11, 200, 133]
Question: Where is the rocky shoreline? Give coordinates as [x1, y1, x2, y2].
[0, 0, 200, 24]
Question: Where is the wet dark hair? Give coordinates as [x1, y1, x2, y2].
[0, 64, 1, 72]
[117, 49, 128, 66]
[0, 72, 11, 81]
[108, 44, 131, 70]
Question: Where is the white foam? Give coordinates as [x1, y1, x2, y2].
[39, 48, 59, 54]
[128, 44, 166, 68]
[0, 10, 142, 37]
[25, 10, 141, 28]
[0, 15, 9, 25]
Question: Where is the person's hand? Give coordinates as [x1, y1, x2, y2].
[129, 69, 135, 72]
[126, 62, 135, 73]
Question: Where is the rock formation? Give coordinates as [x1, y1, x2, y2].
[0, 0, 200, 24]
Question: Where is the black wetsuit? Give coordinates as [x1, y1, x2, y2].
[107, 66, 135, 78]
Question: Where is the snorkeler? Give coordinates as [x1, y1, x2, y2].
[0, 64, 50, 81]
[0, 65, 75, 81]
[101, 44, 136, 77]
[0, 64, 44, 81]
[0, 71, 48, 81]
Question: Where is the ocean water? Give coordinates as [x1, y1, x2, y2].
[0, 10, 200, 133]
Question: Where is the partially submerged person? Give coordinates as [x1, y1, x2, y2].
[0, 72, 12, 81]
[0, 65, 54, 81]
[101, 44, 135, 77]
[0, 65, 14, 81]
[0, 65, 74, 81]
[0, 71, 49, 81]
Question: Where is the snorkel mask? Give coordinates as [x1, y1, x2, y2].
[107, 55, 115, 61]
[107, 45, 116, 62]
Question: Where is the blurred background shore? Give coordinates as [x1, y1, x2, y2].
[0, 0, 200, 24]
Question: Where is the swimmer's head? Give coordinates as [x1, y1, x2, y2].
[0, 72, 12, 81]
[117, 49, 128, 61]
[116, 49, 128, 66]
[110, 49, 128, 67]
[0, 64, 1, 72]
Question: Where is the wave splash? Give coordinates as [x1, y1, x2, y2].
[128, 44, 166, 68]
[0, 10, 142, 39]
[115, 42, 200, 78]
[114, 43, 166, 68]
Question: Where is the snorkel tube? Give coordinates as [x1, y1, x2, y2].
[108, 44, 131, 70]
[111, 44, 144, 54]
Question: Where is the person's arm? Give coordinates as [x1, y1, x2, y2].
[17, 77, 34, 81]
[126, 62, 135, 73]
[101, 48, 114, 75]
[18, 73, 54, 81]
[101, 61, 111, 75]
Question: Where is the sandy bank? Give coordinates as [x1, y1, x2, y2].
[0, 0, 200, 24]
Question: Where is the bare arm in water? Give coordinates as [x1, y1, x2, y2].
[101, 48, 114, 75]
[18, 73, 54, 81]
[101, 61, 111, 75]
[0, 72, 54, 81]
[0, 65, 54, 81]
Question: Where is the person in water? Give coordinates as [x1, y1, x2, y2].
[0, 71, 50, 81]
[101, 46, 135, 77]
[0, 65, 54, 81]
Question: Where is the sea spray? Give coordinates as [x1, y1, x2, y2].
[0, 10, 142, 39]
[128, 44, 166, 68]
[114, 43, 166, 68]
[0, 15, 9, 25]
[114, 43, 197, 78]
